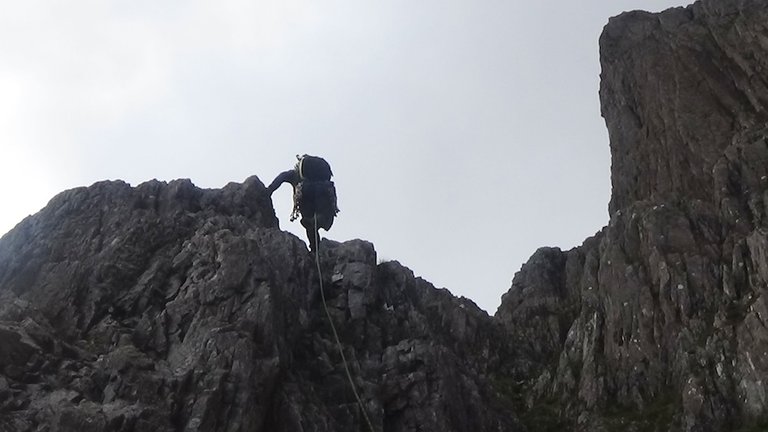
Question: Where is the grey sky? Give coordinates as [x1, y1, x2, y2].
[1, 0, 690, 313]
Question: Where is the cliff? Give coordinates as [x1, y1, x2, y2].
[497, 0, 768, 431]
[3, 0, 768, 431]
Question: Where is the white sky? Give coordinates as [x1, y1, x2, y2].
[0, 0, 691, 313]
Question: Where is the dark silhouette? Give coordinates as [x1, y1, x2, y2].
[267, 155, 339, 252]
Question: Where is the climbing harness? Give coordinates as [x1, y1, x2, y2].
[313, 216, 376, 432]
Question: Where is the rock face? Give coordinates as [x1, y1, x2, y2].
[0, 178, 521, 431]
[497, 0, 768, 431]
[3, 1, 768, 431]
[601, 0, 768, 214]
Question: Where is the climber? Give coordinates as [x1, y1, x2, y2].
[267, 154, 339, 253]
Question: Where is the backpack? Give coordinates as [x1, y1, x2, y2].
[291, 180, 339, 229]
[297, 155, 333, 181]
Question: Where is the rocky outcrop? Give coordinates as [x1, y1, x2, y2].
[0, 178, 521, 431]
[497, 1, 768, 431]
[4, 1, 768, 431]
[601, 0, 768, 213]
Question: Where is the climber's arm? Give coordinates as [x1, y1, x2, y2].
[266, 170, 299, 195]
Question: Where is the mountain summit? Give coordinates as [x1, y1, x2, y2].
[3, 0, 768, 431]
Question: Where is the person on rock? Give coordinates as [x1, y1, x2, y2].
[267, 154, 339, 253]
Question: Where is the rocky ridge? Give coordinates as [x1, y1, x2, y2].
[0, 178, 522, 431]
[3, 0, 768, 431]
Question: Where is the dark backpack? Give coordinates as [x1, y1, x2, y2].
[295, 180, 339, 230]
[298, 155, 333, 181]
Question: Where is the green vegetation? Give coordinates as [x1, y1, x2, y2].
[490, 374, 571, 432]
[602, 392, 680, 432]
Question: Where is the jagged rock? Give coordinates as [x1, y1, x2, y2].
[0, 178, 522, 431]
[5, 0, 768, 431]
[600, 0, 768, 214]
[497, 1, 768, 431]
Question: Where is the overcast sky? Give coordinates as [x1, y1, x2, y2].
[1, 0, 691, 313]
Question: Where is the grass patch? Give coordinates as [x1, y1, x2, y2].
[602, 392, 680, 432]
[490, 374, 571, 432]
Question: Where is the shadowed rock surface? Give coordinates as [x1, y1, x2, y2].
[0, 178, 522, 432]
[4, 0, 768, 431]
[497, 0, 768, 431]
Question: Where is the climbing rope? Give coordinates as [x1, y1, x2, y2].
[313, 215, 376, 432]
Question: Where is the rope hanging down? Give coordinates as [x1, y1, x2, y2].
[313, 215, 376, 432]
